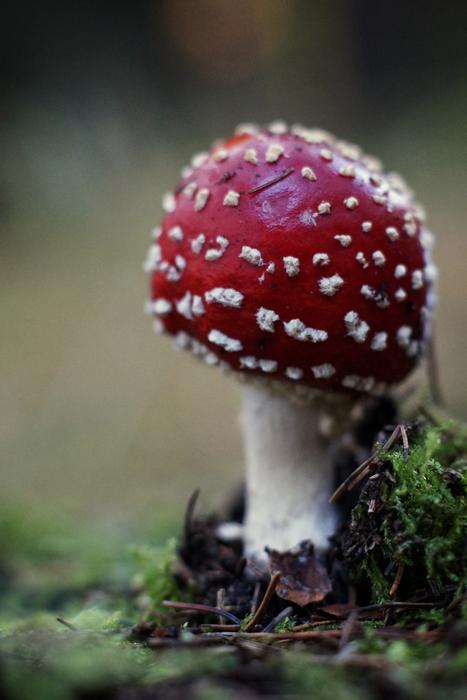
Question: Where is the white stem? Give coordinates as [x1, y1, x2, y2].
[242, 383, 339, 563]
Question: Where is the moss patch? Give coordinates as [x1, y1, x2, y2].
[345, 419, 467, 603]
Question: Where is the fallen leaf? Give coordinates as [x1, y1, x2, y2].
[268, 541, 332, 607]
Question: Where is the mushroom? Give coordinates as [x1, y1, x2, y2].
[144, 123, 436, 564]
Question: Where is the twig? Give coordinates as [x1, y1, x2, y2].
[383, 424, 408, 452]
[357, 601, 437, 613]
[56, 617, 78, 631]
[263, 606, 294, 633]
[330, 424, 408, 503]
[316, 600, 440, 622]
[240, 630, 342, 641]
[290, 620, 336, 631]
[244, 571, 281, 632]
[346, 462, 376, 493]
[233, 626, 443, 643]
[400, 425, 410, 460]
[329, 455, 375, 504]
[161, 600, 241, 625]
[249, 168, 295, 193]
[389, 562, 405, 597]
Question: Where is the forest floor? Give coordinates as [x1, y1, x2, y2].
[1, 409, 466, 699]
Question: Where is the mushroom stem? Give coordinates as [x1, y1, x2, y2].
[242, 383, 339, 563]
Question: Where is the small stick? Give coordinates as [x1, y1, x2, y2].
[56, 617, 78, 631]
[330, 424, 404, 503]
[400, 424, 410, 460]
[356, 601, 434, 613]
[161, 600, 241, 625]
[381, 424, 405, 452]
[330, 455, 374, 503]
[289, 620, 335, 631]
[263, 606, 294, 633]
[244, 571, 281, 632]
[241, 630, 342, 641]
[233, 626, 442, 643]
[346, 463, 374, 493]
[249, 168, 295, 194]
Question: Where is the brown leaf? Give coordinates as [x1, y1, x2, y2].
[268, 541, 332, 607]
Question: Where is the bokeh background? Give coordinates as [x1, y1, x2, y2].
[2, 1, 466, 532]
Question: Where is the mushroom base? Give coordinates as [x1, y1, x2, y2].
[242, 383, 344, 563]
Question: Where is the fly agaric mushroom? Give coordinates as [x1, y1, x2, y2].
[144, 122, 436, 563]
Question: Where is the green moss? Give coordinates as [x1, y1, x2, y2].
[129, 537, 184, 614]
[274, 615, 299, 632]
[239, 612, 253, 631]
[283, 653, 372, 700]
[352, 419, 467, 602]
[67, 607, 125, 632]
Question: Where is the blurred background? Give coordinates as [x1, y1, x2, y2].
[1, 0, 466, 532]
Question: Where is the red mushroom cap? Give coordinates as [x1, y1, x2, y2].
[145, 123, 436, 394]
